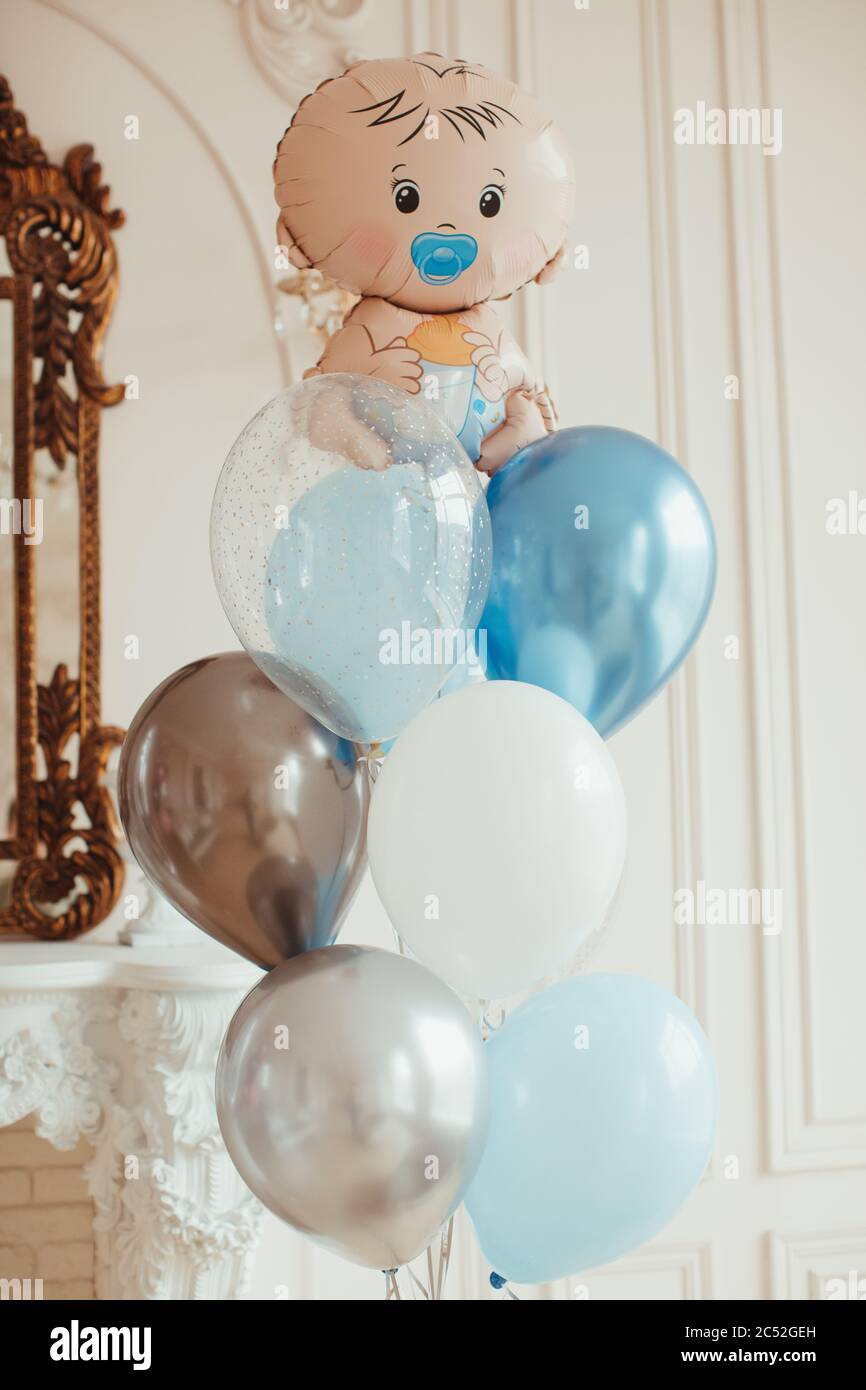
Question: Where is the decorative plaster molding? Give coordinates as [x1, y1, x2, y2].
[230, 0, 369, 107]
[0, 993, 117, 1145]
[0, 973, 262, 1299]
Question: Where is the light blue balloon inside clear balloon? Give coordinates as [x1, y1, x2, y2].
[377, 633, 486, 757]
[264, 456, 489, 745]
[212, 375, 492, 748]
[482, 427, 716, 737]
[465, 973, 718, 1285]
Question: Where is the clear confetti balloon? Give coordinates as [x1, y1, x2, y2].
[211, 374, 491, 745]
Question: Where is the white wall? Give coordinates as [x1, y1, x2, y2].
[1, 0, 864, 1300]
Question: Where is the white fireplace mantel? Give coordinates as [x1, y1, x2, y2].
[0, 938, 264, 1300]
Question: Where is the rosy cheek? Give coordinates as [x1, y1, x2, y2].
[495, 230, 542, 274]
[341, 222, 401, 270]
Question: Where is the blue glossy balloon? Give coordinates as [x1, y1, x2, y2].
[481, 427, 716, 737]
[465, 973, 718, 1284]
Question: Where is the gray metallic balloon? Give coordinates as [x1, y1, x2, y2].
[119, 653, 369, 969]
[216, 945, 491, 1269]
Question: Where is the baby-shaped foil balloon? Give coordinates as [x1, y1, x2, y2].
[274, 52, 575, 475]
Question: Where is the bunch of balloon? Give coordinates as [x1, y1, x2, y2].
[118, 365, 719, 1293]
[366, 682, 717, 1288]
[117, 32, 722, 1292]
[408, 425, 722, 1289]
[359, 418, 719, 1290]
[119, 375, 495, 1290]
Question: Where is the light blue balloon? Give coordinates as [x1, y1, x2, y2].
[465, 973, 718, 1284]
[437, 630, 487, 696]
[264, 460, 489, 744]
[481, 427, 716, 737]
[377, 636, 485, 758]
[212, 375, 490, 748]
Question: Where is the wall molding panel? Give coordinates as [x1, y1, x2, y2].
[640, 0, 710, 1031]
[719, 0, 866, 1173]
[553, 1242, 714, 1302]
[771, 1230, 866, 1300]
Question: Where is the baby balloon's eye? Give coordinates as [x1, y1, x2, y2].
[479, 185, 504, 218]
[392, 179, 421, 214]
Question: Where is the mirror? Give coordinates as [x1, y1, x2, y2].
[0, 75, 125, 938]
[0, 283, 14, 901]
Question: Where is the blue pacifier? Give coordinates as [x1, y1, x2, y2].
[410, 231, 478, 285]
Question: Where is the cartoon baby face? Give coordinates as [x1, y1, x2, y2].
[274, 54, 575, 314]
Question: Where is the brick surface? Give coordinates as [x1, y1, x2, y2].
[0, 1244, 35, 1278]
[0, 1132, 92, 1168]
[47, 1278, 93, 1300]
[33, 1169, 89, 1205]
[36, 1242, 94, 1280]
[0, 1170, 31, 1206]
[0, 1204, 93, 1245]
[0, 1120, 95, 1299]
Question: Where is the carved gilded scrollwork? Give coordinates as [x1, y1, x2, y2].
[0, 76, 126, 939]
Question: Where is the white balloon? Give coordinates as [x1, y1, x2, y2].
[367, 681, 627, 999]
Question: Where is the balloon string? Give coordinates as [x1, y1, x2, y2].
[386, 1222, 455, 1301]
[434, 1216, 454, 1300]
[364, 741, 385, 785]
[408, 1266, 430, 1300]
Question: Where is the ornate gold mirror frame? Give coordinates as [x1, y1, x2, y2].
[0, 76, 125, 938]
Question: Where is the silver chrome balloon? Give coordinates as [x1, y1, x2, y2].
[216, 945, 490, 1269]
[119, 652, 369, 969]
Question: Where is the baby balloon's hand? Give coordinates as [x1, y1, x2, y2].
[312, 324, 422, 395]
[304, 390, 391, 470]
[464, 330, 509, 402]
[369, 336, 423, 393]
[476, 389, 547, 477]
[533, 381, 559, 433]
